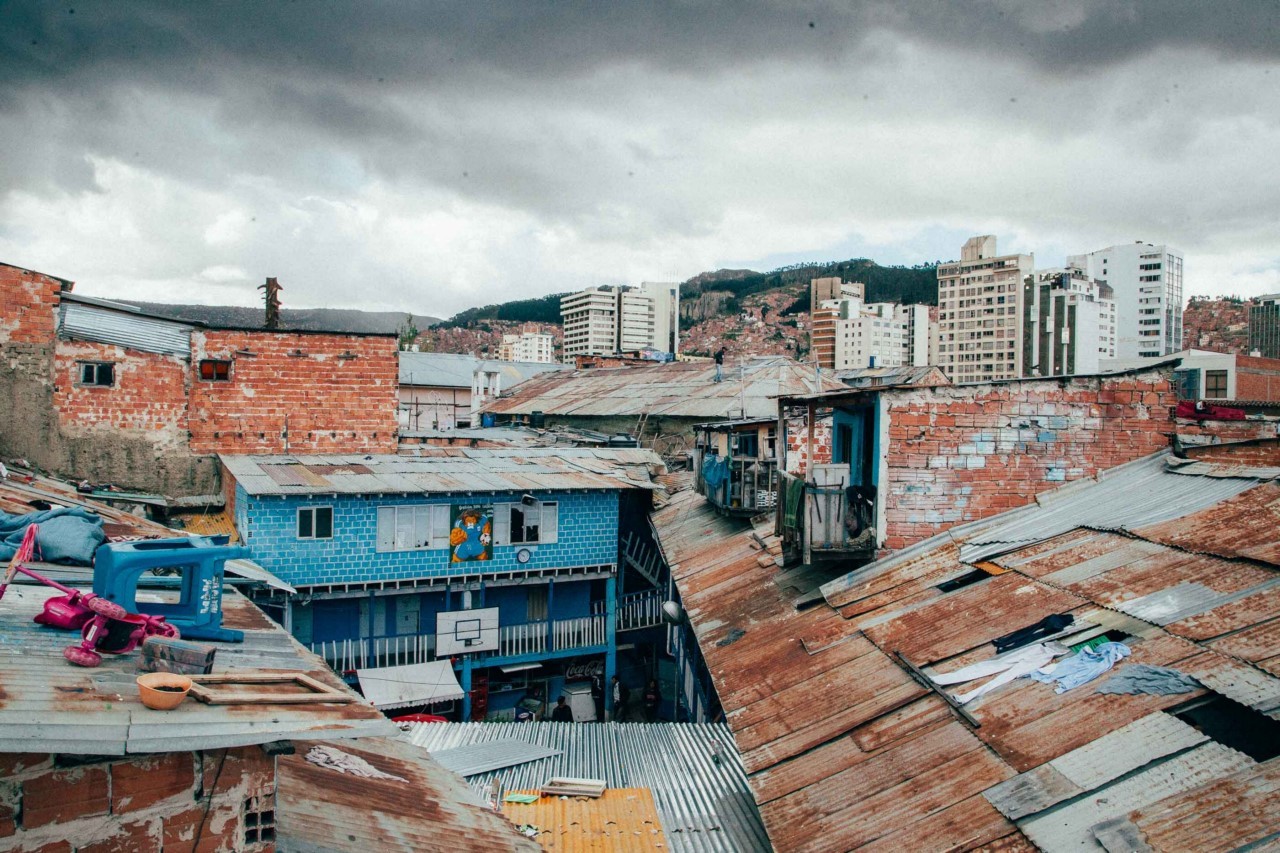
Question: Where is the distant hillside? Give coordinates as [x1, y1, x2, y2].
[124, 302, 440, 335]
[436, 258, 937, 329]
[1184, 296, 1251, 354]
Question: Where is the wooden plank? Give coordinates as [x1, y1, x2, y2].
[187, 672, 356, 705]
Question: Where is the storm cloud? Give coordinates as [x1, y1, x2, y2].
[1, 1, 1277, 313]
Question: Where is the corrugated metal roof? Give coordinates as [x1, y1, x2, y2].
[222, 448, 664, 497]
[501, 787, 666, 852]
[59, 299, 194, 356]
[833, 365, 951, 388]
[275, 736, 539, 852]
[652, 449, 1280, 852]
[427, 738, 562, 776]
[0, 584, 395, 755]
[958, 453, 1261, 563]
[408, 722, 770, 853]
[481, 357, 844, 420]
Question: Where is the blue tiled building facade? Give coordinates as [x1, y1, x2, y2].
[236, 487, 621, 587]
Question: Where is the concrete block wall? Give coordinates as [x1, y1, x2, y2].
[241, 489, 620, 587]
[188, 330, 399, 455]
[881, 371, 1178, 549]
[0, 746, 275, 852]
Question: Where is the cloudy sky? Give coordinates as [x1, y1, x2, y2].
[1, 2, 1277, 318]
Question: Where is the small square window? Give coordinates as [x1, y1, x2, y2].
[298, 506, 333, 540]
[77, 362, 115, 387]
[199, 359, 232, 381]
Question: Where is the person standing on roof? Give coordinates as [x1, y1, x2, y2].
[713, 347, 726, 383]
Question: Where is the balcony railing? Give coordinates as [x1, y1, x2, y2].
[310, 612, 611, 672]
[592, 588, 665, 632]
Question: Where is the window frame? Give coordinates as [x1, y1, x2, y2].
[77, 361, 115, 387]
[493, 499, 559, 546]
[1204, 369, 1228, 399]
[375, 504, 450, 552]
[297, 506, 334, 540]
[198, 359, 233, 382]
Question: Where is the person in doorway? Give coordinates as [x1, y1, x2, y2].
[551, 696, 574, 722]
[611, 675, 631, 721]
[590, 673, 605, 722]
[713, 347, 726, 382]
[642, 679, 662, 722]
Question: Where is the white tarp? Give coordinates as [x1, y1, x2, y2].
[356, 661, 464, 710]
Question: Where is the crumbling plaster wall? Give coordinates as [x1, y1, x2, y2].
[880, 369, 1179, 549]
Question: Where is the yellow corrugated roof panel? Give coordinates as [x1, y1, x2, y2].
[502, 787, 666, 851]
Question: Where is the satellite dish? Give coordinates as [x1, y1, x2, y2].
[661, 601, 685, 625]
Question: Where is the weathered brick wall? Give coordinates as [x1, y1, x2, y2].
[1185, 437, 1280, 467]
[881, 370, 1178, 549]
[1235, 355, 1280, 402]
[0, 266, 66, 474]
[0, 746, 275, 852]
[188, 331, 399, 455]
[1176, 417, 1280, 445]
[53, 341, 190, 450]
[785, 419, 833, 474]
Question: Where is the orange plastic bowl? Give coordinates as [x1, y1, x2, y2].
[136, 672, 192, 710]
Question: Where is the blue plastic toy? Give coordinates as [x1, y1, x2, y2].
[94, 535, 250, 642]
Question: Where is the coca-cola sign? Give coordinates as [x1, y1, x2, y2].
[564, 659, 604, 681]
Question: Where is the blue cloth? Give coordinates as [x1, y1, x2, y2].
[1030, 641, 1131, 693]
[702, 455, 729, 490]
[0, 507, 106, 564]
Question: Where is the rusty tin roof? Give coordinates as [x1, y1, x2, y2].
[653, 450, 1280, 852]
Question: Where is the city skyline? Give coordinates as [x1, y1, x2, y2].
[2, 2, 1277, 316]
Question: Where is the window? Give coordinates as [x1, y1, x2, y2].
[493, 500, 559, 545]
[77, 361, 114, 387]
[199, 359, 232, 381]
[376, 505, 449, 551]
[297, 506, 333, 540]
[1205, 370, 1228, 398]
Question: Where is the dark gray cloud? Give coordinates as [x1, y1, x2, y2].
[0, 1, 1277, 312]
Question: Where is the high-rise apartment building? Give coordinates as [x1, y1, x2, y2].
[936, 236, 1035, 382]
[1067, 242, 1183, 359]
[560, 283, 679, 362]
[1022, 267, 1116, 377]
[1249, 293, 1280, 359]
[641, 281, 680, 356]
[810, 279, 933, 370]
[498, 324, 555, 363]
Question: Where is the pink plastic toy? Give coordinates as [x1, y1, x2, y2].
[1, 524, 178, 666]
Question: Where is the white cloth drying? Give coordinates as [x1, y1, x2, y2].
[930, 642, 1069, 705]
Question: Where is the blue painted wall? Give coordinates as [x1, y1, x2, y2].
[237, 486, 620, 587]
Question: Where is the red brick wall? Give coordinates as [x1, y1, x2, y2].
[188, 330, 398, 455]
[0, 264, 66, 345]
[1176, 417, 1280, 445]
[52, 342, 190, 452]
[1235, 355, 1280, 402]
[0, 747, 274, 852]
[1185, 438, 1280, 467]
[881, 371, 1178, 550]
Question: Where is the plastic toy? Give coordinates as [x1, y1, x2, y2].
[1, 523, 179, 666]
[94, 536, 249, 642]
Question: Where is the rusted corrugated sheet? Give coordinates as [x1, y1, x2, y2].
[276, 737, 538, 852]
[481, 357, 844, 420]
[1133, 480, 1280, 564]
[1099, 759, 1280, 852]
[652, 456, 1280, 852]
